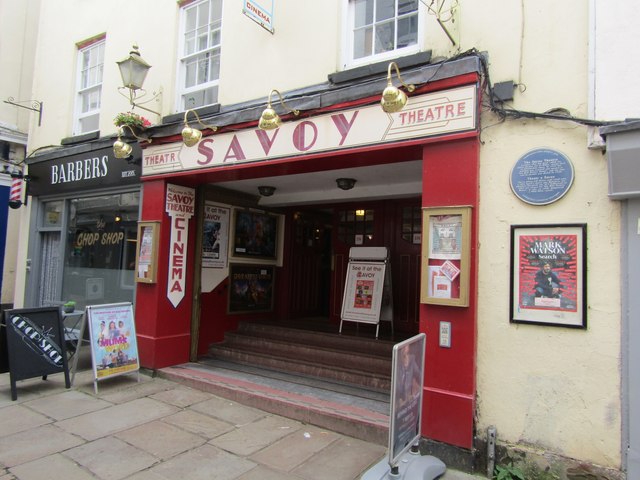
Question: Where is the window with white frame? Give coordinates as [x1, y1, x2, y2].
[347, 0, 419, 66]
[75, 40, 104, 135]
[178, 0, 223, 110]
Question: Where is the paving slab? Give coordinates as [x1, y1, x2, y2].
[291, 436, 386, 480]
[190, 396, 266, 426]
[249, 426, 340, 472]
[115, 419, 207, 460]
[131, 444, 256, 480]
[0, 424, 84, 468]
[237, 464, 303, 480]
[24, 389, 112, 420]
[209, 414, 302, 456]
[149, 385, 214, 407]
[56, 397, 179, 441]
[0, 404, 52, 437]
[65, 436, 158, 480]
[161, 409, 235, 439]
[9, 453, 96, 480]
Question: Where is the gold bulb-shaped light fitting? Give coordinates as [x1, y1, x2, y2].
[380, 62, 415, 113]
[182, 109, 217, 147]
[113, 139, 133, 159]
[182, 126, 202, 147]
[258, 107, 282, 131]
[112, 125, 150, 159]
[258, 90, 300, 131]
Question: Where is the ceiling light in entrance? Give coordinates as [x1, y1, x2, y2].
[336, 178, 357, 190]
[259, 89, 300, 130]
[381, 62, 416, 113]
[258, 186, 276, 197]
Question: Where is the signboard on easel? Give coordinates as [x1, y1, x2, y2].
[2, 307, 70, 400]
[86, 302, 139, 393]
[340, 247, 393, 338]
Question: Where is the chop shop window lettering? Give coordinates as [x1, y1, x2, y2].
[62, 193, 139, 308]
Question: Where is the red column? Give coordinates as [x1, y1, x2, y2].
[135, 179, 195, 368]
[420, 137, 479, 449]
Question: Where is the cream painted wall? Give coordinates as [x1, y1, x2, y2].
[464, 1, 621, 468]
[28, 0, 176, 149]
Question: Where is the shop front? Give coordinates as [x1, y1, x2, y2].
[134, 64, 481, 449]
[25, 142, 142, 310]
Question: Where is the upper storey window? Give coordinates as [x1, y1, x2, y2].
[347, 0, 419, 66]
[74, 38, 104, 135]
[178, 0, 223, 110]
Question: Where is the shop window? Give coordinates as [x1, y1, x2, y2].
[60, 193, 139, 308]
[401, 205, 422, 244]
[178, 0, 223, 110]
[338, 208, 375, 245]
[345, 0, 419, 67]
[74, 38, 104, 135]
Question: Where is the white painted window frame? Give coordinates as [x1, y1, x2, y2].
[74, 40, 104, 136]
[340, 0, 425, 69]
[176, 0, 223, 111]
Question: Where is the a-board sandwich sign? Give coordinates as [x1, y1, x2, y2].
[87, 302, 139, 387]
[2, 307, 70, 400]
[389, 333, 426, 465]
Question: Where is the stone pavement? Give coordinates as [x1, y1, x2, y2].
[0, 364, 482, 480]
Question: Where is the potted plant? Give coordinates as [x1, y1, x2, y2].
[113, 111, 152, 131]
[63, 300, 76, 313]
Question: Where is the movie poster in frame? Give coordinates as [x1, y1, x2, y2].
[232, 209, 278, 260]
[510, 224, 587, 328]
[420, 206, 471, 306]
[202, 203, 229, 269]
[228, 264, 275, 314]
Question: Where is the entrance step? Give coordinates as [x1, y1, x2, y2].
[157, 360, 390, 445]
[206, 322, 394, 392]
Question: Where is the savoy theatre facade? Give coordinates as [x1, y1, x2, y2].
[135, 57, 480, 449]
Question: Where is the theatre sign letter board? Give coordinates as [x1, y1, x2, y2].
[3, 307, 70, 400]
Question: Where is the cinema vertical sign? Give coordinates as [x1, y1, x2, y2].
[165, 184, 195, 307]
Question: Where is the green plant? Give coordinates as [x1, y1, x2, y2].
[63, 300, 76, 307]
[494, 463, 525, 480]
[114, 111, 151, 130]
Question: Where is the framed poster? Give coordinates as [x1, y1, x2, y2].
[420, 206, 471, 306]
[232, 209, 278, 260]
[510, 224, 587, 328]
[202, 203, 229, 268]
[135, 221, 159, 283]
[86, 302, 140, 388]
[228, 264, 275, 314]
[3, 307, 70, 400]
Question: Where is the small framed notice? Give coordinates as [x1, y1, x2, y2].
[420, 206, 471, 306]
[135, 221, 159, 283]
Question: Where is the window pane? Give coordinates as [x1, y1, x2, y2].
[397, 14, 418, 48]
[62, 193, 140, 309]
[354, 0, 373, 27]
[398, 0, 418, 15]
[376, 0, 395, 21]
[353, 27, 373, 59]
[198, 2, 210, 28]
[375, 21, 395, 53]
[43, 201, 64, 227]
[79, 114, 99, 133]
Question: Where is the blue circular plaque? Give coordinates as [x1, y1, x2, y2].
[510, 148, 574, 205]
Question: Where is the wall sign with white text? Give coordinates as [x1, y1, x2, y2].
[510, 148, 575, 205]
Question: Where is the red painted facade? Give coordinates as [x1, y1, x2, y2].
[134, 73, 480, 449]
